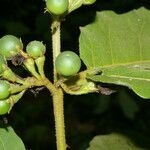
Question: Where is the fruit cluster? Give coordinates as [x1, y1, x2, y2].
[0, 34, 82, 114]
[0, 35, 46, 115]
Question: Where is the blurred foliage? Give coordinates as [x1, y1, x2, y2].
[87, 133, 143, 150]
[0, 0, 150, 150]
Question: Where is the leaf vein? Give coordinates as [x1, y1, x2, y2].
[110, 75, 150, 82]
[0, 135, 5, 150]
[108, 25, 114, 64]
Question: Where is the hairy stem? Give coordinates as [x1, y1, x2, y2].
[46, 78, 66, 150]
[51, 20, 61, 83]
[53, 89, 66, 150]
[48, 86, 66, 150]
[51, 18, 66, 150]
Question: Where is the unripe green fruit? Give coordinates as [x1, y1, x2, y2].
[46, 0, 69, 15]
[0, 101, 10, 115]
[84, 0, 96, 5]
[0, 81, 10, 100]
[55, 51, 81, 76]
[26, 41, 46, 59]
[0, 55, 6, 74]
[0, 35, 23, 60]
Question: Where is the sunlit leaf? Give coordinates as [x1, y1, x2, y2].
[80, 7, 150, 99]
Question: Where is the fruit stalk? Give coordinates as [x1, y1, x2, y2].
[35, 56, 46, 78]
[24, 58, 41, 80]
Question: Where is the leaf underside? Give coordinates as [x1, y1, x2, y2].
[0, 126, 26, 150]
[79, 7, 150, 99]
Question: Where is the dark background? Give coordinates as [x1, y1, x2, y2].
[0, 0, 150, 150]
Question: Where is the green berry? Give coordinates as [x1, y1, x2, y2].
[0, 101, 10, 115]
[84, 0, 96, 5]
[46, 0, 69, 15]
[55, 51, 81, 76]
[0, 35, 23, 60]
[26, 41, 46, 59]
[0, 55, 7, 74]
[0, 81, 10, 100]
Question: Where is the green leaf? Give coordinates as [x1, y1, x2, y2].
[0, 126, 26, 150]
[87, 133, 144, 150]
[79, 7, 150, 99]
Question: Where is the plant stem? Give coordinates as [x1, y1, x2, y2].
[51, 19, 66, 150]
[53, 89, 66, 150]
[51, 20, 61, 83]
[47, 85, 66, 150]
